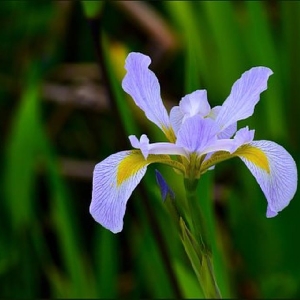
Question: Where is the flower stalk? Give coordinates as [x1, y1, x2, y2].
[181, 178, 221, 299]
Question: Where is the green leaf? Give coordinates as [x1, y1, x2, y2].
[81, 1, 104, 19]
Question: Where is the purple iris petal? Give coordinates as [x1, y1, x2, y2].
[176, 115, 218, 153]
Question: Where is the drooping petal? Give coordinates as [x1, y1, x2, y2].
[90, 150, 186, 233]
[235, 141, 297, 217]
[216, 67, 273, 131]
[129, 134, 187, 159]
[122, 52, 171, 132]
[176, 115, 219, 153]
[90, 150, 149, 233]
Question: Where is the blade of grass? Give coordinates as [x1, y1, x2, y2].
[81, 1, 104, 19]
[4, 66, 42, 230]
[44, 149, 97, 298]
[94, 228, 119, 298]
[242, 1, 286, 139]
[280, 1, 300, 146]
[200, 1, 246, 91]
[164, 2, 208, 91]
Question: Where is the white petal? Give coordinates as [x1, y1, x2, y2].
[236, 141, 297, 216]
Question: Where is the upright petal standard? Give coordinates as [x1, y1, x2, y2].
[122, 52, 172, 135]
[216, 67, 273, 132]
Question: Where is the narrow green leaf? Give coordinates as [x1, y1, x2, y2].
[81, 1, 104, 19]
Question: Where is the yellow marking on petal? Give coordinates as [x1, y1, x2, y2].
[200, 144, 270, 174]
[116, 150, 186, 186]
[200, 151, 232, 174]
[235, 144, 270, 173]
[117, 151, 147, 186]
[162, 126, 176, 143]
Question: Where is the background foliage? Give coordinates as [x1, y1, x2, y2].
[0, 1, 299, 298]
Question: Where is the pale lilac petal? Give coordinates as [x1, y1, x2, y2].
[129, 134, 150, 158]
[170, 106, 184, 134]
[205, 127, 254, 158]
[266, 207, 278, 218]
[130, 134, 187, 159]
[218, 123, 237, 139]
[233, 126, 255, 146]
[216, 67, 273, 131]
[129, 135, 143, 148]
[236, 140, 297, 217]
[176, 115, 218, 153]
[170, 90, 211, 134]
[208, 106, 221, 119]
[203, 125, 253, 155]
[122, 52, 170, 131]
[148, 142, 187, 157]
[209, 106, 237, 138]
[180, 90, 210, 117]
[201, 139, 237, 155]
[90, 151, 148, 233]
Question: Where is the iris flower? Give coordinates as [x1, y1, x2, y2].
[90, 52, 297, 233]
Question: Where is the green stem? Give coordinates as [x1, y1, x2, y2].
[185, 179, 210, 252]
[183, 178, 222, 299]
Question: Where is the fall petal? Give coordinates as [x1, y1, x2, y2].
[90, 150, 149, 233]
[235, 140, 297, 216]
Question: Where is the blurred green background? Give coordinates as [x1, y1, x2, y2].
[0, 1, 299, 298]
